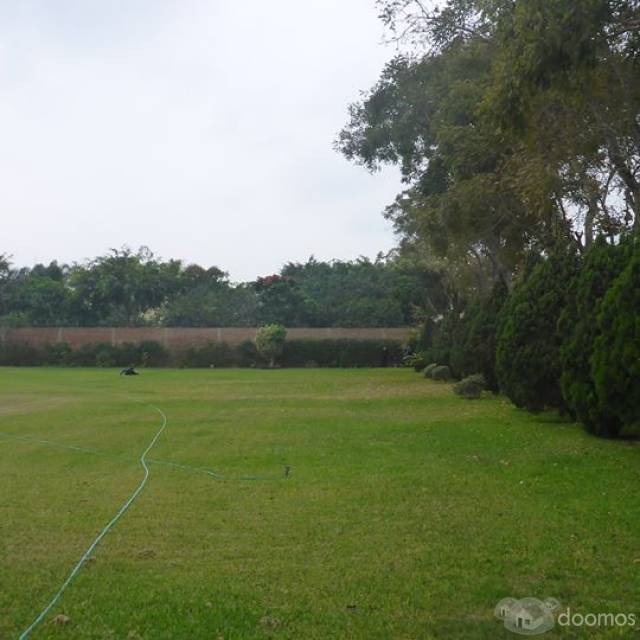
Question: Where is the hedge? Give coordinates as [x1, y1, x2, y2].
[282, 339, 402, 368]
[0, 338, 403, 369]
[0, 341, 171, 368]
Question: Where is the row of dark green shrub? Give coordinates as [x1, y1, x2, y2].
[416, 234, 639, 438]
[0, 340, 172, 368]
[0, 338, 403, 369]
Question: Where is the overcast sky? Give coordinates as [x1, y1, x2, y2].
[0, 0, 402, 281]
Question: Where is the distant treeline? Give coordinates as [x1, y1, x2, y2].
[0, 248, 446, 328]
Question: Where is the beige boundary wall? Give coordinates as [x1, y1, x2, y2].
[0, 327, 412, 353]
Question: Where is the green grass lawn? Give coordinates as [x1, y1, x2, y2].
[0, 368, 638, 639]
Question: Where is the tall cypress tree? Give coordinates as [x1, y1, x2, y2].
[496, 243, 580, 411]
[559, 236, 631, 436]
[591, 238, 640, 435]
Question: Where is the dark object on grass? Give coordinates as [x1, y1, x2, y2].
[284, 465, 291, 478]
[454, 374, 486, 399]
[431, 365, 451, 381]
[120, 366, 139, 376]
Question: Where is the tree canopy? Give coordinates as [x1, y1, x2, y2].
[0, 248, 442, 328]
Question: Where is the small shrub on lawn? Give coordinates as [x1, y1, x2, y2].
[404, 352, 427, 372]
[454, 374, 486, 399]
[431, 365, 451, 381]
[423, 363, 438, 377]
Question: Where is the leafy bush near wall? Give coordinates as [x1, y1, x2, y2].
[255, 324, 287, 367]
[453, 374, 486, 399]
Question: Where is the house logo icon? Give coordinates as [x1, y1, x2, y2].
[495, 597, 561, 636]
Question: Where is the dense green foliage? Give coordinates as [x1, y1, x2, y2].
[254, 325, 287, 367]
[430, 365, 451, 381]
[591, 239, 640, 434]
[450, 281, 508, 391]
[496, 245, 580, 412]
[453, 373, 486, 399]
[343, 1, 640, 436]
[282, 338, 402, 368]
[559, 237, 632, 435]
[0, 340, 170, 368]
[419, 280, 507, 391]
[0, 338, 404, 369]
[0, 249, 440, 329]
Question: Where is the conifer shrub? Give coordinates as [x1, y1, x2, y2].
[496, 244, 580, 411]
[450, 280, 508, 392]
[559, 237, 630, 436]
[591, 239, 640, 436]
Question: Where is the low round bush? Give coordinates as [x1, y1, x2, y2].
[403, 352, 426, 372]
[423, 363, 438, 377]
[454, 374, 486, 399]
[431, 365, 451, 381]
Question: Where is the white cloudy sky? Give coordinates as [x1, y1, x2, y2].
[0, 0, 402, 281]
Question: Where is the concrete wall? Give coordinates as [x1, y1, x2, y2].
[0, 327, 411, 353]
